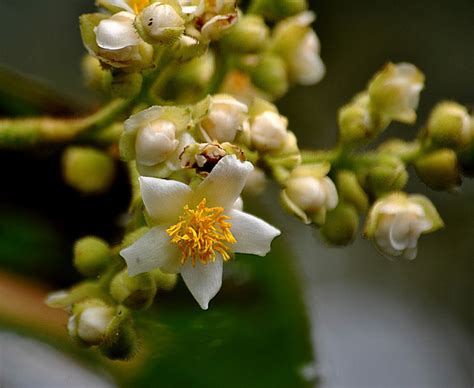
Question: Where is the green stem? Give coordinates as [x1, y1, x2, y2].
[0, 98, 133, 149]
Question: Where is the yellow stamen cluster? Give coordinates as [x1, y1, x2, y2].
[130, 0, 150, 14]
[166, 199, 236, 266]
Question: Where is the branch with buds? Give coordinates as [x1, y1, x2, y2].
[1, 0, 472, 360]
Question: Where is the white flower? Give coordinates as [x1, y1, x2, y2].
[291, 30, 326, 86]
[200, 95, 248, 143]
[94, 12, 146, 66]
[120, 156, 281, 309]
[368, 63, 425, 124]
[250, 111, 289, 152]
[286, 176, 338, 214]
[365, 193, 443, 260]
[68, 305, 114, 346]
[121, 106, 194, 178]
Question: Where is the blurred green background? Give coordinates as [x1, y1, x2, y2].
[1, 0, 473, 387]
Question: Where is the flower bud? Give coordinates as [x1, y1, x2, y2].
[368, 62, 424, 124]
[243, 168, 267, 196]
[81, 55, 112, 93]
[272, 12, 325, 86]
[415, 149, 461, 190]
[249, 53, 289, 99]
[336, 170, 369, 213]
[62, 147, 116, 195]
[135, 3, 185, 45]
[109, 71, 143, 98]
[427, 101, 472, 150]
[136, 119, 179, 166]
[221, 14, 270, 53]
[82, 12, 153, 69]
[196, 0, 238, 41]
[364, 193, 443, 260]
[200, 95, 248, 142]
[364, 156, 408, 197]
[68, 299, 115, 346]
[321, 203, 359, 246]
[110, 269, 157, 310]
[282, 163, 338, 225]
[73, 236, 112, 277]
[250, 111, 289, 152]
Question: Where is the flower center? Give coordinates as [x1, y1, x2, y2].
[166, 198, 236, 266]
[130, 0, 150, 14]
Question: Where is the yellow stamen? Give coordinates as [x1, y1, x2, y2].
[130, 0, 150, 14]
[166, 199, 236, 266]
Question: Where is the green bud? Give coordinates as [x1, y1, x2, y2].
[249, 0, 308, 21]
[368, 62, 424, 124]
[110, 269, 157, 310]
[415, 149, 461, 190]
[427, 101, 472, 150]
[62, 147, 116, 195]
[364, 156, 408, 197]
[336, 170, 369, 213]
[151, 269, 178, 292]
[109, 72, 143, 98]
[249, 53, 289, 99]
[100, 306, 138, 360]
[320, 203, 359, 246]
[221, 15, 270, 53]
[73, 237, 112, 277]
[135, 2, 185, 45]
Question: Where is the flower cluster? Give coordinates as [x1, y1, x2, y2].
[21, 0, 471, 360]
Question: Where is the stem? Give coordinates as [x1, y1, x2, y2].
[0, 98, 133, 149]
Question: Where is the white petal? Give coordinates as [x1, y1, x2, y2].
[139, 176, 192, 223]
[195, 155, 253, 208]
[120, 227, 180, 276]
[389, 214, 411, 251]
[322, 177, 339, 210]
[229, 210, 281, 256]
[95, 12, 140, 50]
[181, 256, 223, 310]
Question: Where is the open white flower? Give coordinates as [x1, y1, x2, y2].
[365, 193, 443, 260]
[120, 155, 281, 309]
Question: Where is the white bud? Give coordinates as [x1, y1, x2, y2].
[135, 119, 179, 166]
[95, 12, 142, 64]
[69, 306, 115, 346]
[291, 31, 325, 86]
[286, 176, 338, 213]
[250, 111, 289, 152]
[243, 168, 267, 196]
[139, 3, 185, 44]
[201, 95, 248, 142]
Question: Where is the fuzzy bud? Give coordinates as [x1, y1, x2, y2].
[249, 53, 289, 99]
[415, 149, 461, 190]
[336, 170, 369, 213]
[427, 101, 472, 150]
[62, 147, 116, 195]
[151, 269, 178, 291]
[221, 14, 269, 52]
[364, 156, 408, 197]
[73, 236, 112, 277]
[321, 203, 359, 246]
[110, 269, 157, 310]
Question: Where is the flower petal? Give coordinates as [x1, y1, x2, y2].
[120, 227, 180, 276]
[95, 12, 140, 50]
[229, 209, 281, 256]
[181, 256, 223, 310]
[139, 176, 192, 223]
[195, 155, 253, 208]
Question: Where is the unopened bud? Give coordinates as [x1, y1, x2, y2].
[249, 0, 308, 21]
[221, 14, 269, 52]
[415, 149, 461, 190]
[321, 203, 359, 246]
[110, 269, 157, 310]
[336, 170, 368, 213]
[62, 147, 116, 194]
[99, 306, 137, 360]
[364, 156, 408, 197]
[243, 168, 267, 196]
[427, 101, 472, 150]
[249, 53, 289, 99]
[136, 3, 185, 45]
[135, 119, 179, 166]
[151, 269, 178, 291]
[73, 236, 112, 277]
[250, 110, 289, 152]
